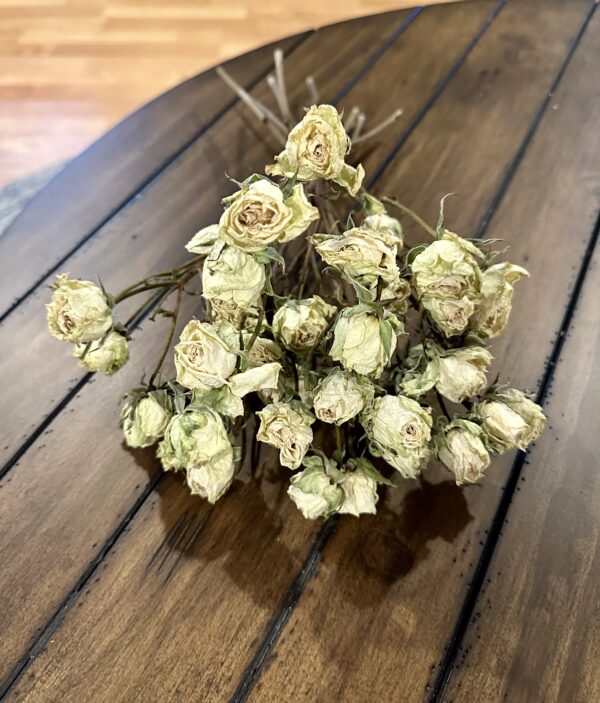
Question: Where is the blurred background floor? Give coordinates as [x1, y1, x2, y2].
[0, 0, 458, 187]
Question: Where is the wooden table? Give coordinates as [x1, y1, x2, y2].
[1, 1, 599, 700]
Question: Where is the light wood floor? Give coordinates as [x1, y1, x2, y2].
[0, 0, 457, 187]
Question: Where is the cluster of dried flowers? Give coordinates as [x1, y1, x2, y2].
[46, 63, 545, 520]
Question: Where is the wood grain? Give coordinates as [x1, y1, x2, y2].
[442, 240, 600, 702]
[0, 3, 499, 698]
[0, 10, 410, 474]
[0, 8, 416, 688]
[0, 34, 303, 320]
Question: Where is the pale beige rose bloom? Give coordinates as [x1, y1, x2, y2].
[411, 233, 482, 300]
[313, 227, 400, 287]
[174, 319, 238, 390]
[436, 346, 492, 403]
[46, 273, 113, 343]
[266, 104, 364, 195]
[437, 420, 490, 485]
[219, 179, 318, 252]
[202, 241, 265, 310]
[422, 295, 475, 337]
[361, 394, 432, 478]
[330, 309, 400, 377]
[185, 223, 219, 255]
[257, 401, 314, 469]
[74, 329, 128, 376]
[122, 393, 172, 449]
[474, 263, 529, 338]
[338, 466, 379, 516]
[313, 368, 373, 425]
[272, 295, 337, 352]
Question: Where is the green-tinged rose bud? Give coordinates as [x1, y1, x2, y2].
[185, 223, 219, 255]
[272, 295, 337, 353]
[218, 179, 318, 252]
[190, 386, 244, 419]
[157, 408, 235, 503]
[338, 458, 388, 517]
[121, 391, 173, 449]
[422, 295, 475, 337]
[474, 389, 545, 452]
[436, 419, 490, 485]
[330, 307, 402, 378]
[361, 193, 387, 216]
[313, 227, 400, 288]
[202, 241, 265, 311]
[266, 104, 364, 195]
[361, 394, 432, 478]
[46, 273, 112, 343]
[174, 319, 239, 390]
[257, 401, 314, 469]
[436, 346, 492, 403]
[287, 457, 343, 519]
[313, 368, 374, 425]
[362, 214, 403, 247]
[473, 263, 529, 338]
[74, 329, 128, 376]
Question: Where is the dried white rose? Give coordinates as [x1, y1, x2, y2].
[185, 223, 219, 255]
[46, 273, 112, 343]
[422, 295, 475, 337]
[272, 295, 337, 353]
[218, 178, 318, 252]
[338, 458, 387, 517]
[74, 329, 128, 376]
[313, 226, 400, 287]
[475, 389, 545, 452]
[330, 307, 402, 377]
[287, 456, 343, 519]
[436, 346, 492, 403]
[202, 241, 265, 311]
[257, 401, 314, 469]
[121, 392, 173, 449]
[361, 394, 432, 478]
[436, 419, 490, 485]
[313, 368, 374, 425]
[174, 319, 239, 390]
[411, 231, 483, 299]
[473, 262, 529, 338]
[267, 104, 364, 195]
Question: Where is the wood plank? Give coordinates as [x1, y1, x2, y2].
[0, 35, 304, 320]
[0, 9, 413, 473]
[0, 3, 501, 697]
[441, 241, 600, 703]
[244, 4, 600, 702]
[0, 8, 420, 688]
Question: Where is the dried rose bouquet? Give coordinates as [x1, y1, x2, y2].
[45, 55, 545, 519]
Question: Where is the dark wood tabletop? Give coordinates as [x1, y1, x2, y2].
[1, 1, 599, 701]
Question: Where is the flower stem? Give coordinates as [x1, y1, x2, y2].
[382, 197, 437, 238]
[148, 283, 184, 388]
